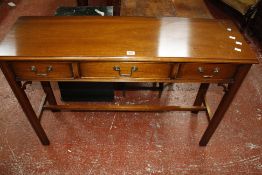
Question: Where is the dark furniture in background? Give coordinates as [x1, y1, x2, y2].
[251, 1, 262, 42]
[207, 0, 260, 30]
[77, 0, 121, 16]
[55, 6, 113, 16]
[220, 0, 260, 28]
[206, 0, 262, 45]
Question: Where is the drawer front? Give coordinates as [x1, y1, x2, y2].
[176, 63, 238, 80]
[79, 62, 172, 79]
[11, 62, 73, 80]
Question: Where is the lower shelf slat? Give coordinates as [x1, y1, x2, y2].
[43, 104, 206, 112]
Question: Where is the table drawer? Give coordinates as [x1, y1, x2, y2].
[79, 62, 172, 79]
[176, 63, 238, 81]
[10, 62, 73, 80]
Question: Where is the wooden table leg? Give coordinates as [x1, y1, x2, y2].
[199, 65, 251, 146]
[41, 81, 59, 112]
[192, 83, 210, 114]
[0, 62, 50, 145]
[158, 83, 164, 98]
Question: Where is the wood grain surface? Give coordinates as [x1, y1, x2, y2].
[0, 16, 258, 63]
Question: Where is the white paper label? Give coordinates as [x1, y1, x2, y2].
[126, 51, 136, 56]
[229, 36, 236, 40]
[234, 48, 241, 52]
[235, 41, 242, 45]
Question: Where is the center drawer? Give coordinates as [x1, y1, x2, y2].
[79, 62, 172, 79]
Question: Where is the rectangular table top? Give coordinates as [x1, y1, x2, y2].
[0, 16, 258, 63]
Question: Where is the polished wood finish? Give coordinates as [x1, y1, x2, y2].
[36, 94, 47, 121]
[0, 16, 258, 146]
[0, 62, 50, 145]
[199, 64, 251, 146]
[41, 82, 57, 105]
[203, 96, 212, 123]
[11, 62, 73, 80]
[40, 81, 58, 112]
[80, 62, 172, 79]
[192, 83, 210, 114]
[44, 104, 207, 112]
[0, 16, 257, 64]
[176, 63, 238, 81]
[9, 61, 240, 83]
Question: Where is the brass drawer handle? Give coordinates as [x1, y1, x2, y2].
[198, 67, 204, 73]
[213, 67, 220, 73]
[113, 66, 138, 77]
[31, 66, 53, 76]
[197, 67, 220, 78]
